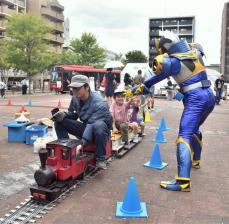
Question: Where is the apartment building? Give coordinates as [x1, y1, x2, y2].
[0, 0, 26, 38]
[27, 0, 64, 52]
[221, 2, 229, 82]
[63, 17, 70, 48]
[149, 16, 195, 60]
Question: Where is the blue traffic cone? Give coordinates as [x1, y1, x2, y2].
[153, 129, 167, 143]
[157, 116, 169, 131]
[144, 144, 168, 169]
[27, 99, 32, 107]
[116, 176, 148, 218]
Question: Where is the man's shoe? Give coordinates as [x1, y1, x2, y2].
[160, 178, 191, 192]
[96, 160, 107, 170]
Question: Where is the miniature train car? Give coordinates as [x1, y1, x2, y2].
[30, 139, 111, 203]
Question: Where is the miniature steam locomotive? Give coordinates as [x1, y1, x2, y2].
[30, 130, 142, 203]
[30, 139, 111, 203]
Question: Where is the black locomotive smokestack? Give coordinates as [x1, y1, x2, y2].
[39, 148, 48, 169]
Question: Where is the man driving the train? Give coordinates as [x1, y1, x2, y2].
[51, 74, 112, 170]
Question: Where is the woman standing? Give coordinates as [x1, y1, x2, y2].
[105, 68, 116, 105]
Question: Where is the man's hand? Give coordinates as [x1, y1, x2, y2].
[51, 110, 67, 122]
[76, 144, 83, 158]
[76, 144, 83, 151]
[51, 107, 59, 116]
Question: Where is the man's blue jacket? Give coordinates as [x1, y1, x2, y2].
[66, 92, 112, 143]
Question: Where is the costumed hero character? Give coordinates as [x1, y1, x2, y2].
[130, 31, 215, 191]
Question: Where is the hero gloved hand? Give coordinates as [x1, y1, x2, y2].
[124, 84, 152, 98]
[51, 107, 67, 122]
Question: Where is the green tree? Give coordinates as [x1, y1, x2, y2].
[0, 40, 11, 83]
[4, 14, 52, 94]
[53, 49, 79, 65]
[70, 33, 106, 67]
[125, 50, 148, 63]
[113, 53, 123, 61]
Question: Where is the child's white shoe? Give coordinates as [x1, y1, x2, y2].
[133, 135, 139, 143]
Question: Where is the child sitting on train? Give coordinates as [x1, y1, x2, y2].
[110, 87, 139, 145]
[129, 95, 145, 137]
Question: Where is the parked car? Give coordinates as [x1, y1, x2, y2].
[7, 81, 22, 91]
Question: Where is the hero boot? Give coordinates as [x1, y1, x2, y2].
[160, 178, 191, 192]
[192, 160, 200, 169]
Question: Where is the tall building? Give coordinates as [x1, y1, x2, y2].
[221, 2, 229, 82]
[26, 0, 64, 52]
[149, 16, 195, 60]
[63, 17, 70, 48]
[0, 0, 26, 38]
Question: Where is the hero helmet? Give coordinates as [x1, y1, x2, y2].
[152, 31, 190, 54]
[189, 43, 205, 56]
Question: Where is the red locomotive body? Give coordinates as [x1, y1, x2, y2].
[30, 139, 111, 203]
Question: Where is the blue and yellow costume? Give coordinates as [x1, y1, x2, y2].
[136, 32, 215, 191]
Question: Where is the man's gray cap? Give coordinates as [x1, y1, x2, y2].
[68, 75, 89, 88]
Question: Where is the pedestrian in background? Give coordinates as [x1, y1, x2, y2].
[124, 73, 133, 89]
[99, 75, 106, 98]
[166, 77, 174, 101]
[134, 69, 144, 85]
[21, 78, 28, 95]
[105, 68, 116, 106]
[146, 87, 154, 110]
[214, 75, 225, 105]
[222, 84, 228, 103]
[0, 81, 6, 98]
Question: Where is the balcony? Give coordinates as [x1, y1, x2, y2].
[0, 5, 16, 16]
[41, 8, 64, 21]
[50, 22, 64, 33]
[178, 28, 193, 35]
[17, 0, 26, 8]
[0, 0, 26, 7]
[163, 19, 178, 26]
[0, 20, 7, 30]
[149, 30, 160, 37]
[50, 1, 64, 11]
[0, 0, 16, 6]
[163, 28, 178, 33]
[47, 33, 64, 44]
[179, 36, 193, 43]
[179, 19, 193, 26]
[150, 20, 162, 27]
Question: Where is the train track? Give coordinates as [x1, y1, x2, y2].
[0, 138, 140, 223]
[0, 163, 108, 224]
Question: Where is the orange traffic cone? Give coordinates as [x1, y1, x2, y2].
[57, 100, 62, 108]
[7, 100, 13, 106]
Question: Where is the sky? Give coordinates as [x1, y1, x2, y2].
[59, 0, 228, 65]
